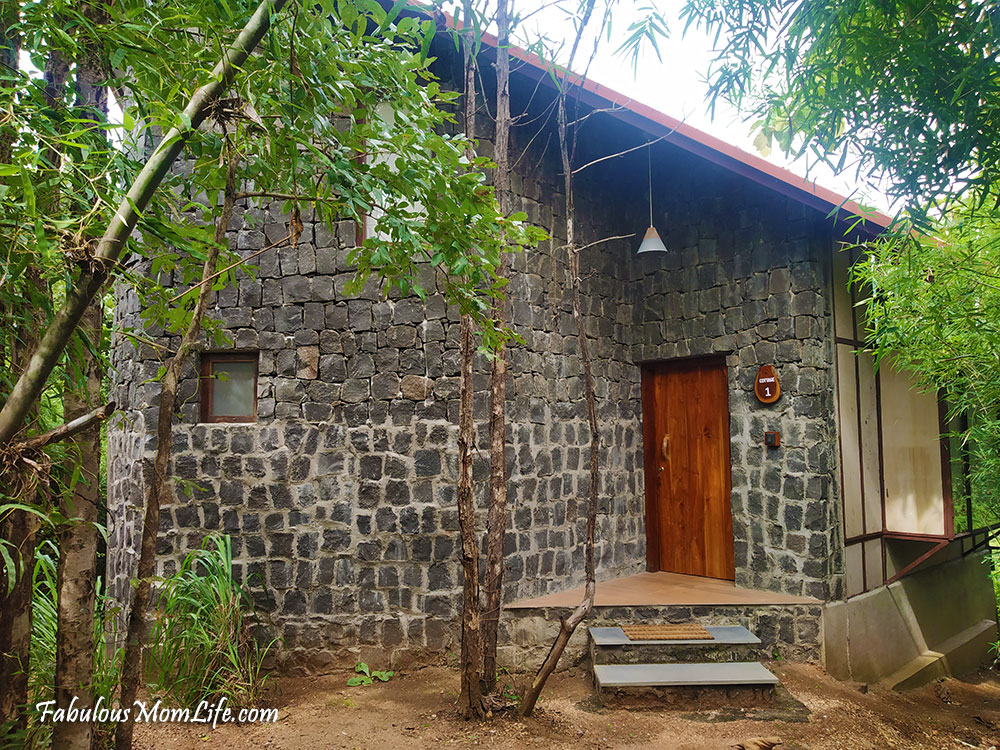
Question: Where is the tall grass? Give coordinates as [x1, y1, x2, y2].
[147, 534, 274, 707]
[24, 541, 123, 750]
[11, 533, 270, 749]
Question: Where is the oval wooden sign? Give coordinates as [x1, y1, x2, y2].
[754, 365, 781, 404]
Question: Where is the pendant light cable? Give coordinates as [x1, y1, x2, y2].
[648, 143, 653, 227]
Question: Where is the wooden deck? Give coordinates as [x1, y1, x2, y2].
[507, 571, 819, 609]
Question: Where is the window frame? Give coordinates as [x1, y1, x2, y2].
[199, 351, 259, 424]
[832, 243, 956, 597]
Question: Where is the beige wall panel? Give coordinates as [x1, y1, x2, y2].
[858, 351, 883, 534]
[864, 538, 884, 589]
[845, 542, 864, 598]
[832, 247, 854, 339]
[854, 285, 868, 342]
[837, 344, 864, 539]
[881, 362, 945, 535]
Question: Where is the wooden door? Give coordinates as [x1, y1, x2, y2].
[641, 358, 735, 579]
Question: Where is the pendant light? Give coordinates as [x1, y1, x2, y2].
[636, 143, 667, 254]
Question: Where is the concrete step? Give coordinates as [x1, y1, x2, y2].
[589, 625, 762, 665]
[881, 618, 998, 691]
[594, 661, 779, 691]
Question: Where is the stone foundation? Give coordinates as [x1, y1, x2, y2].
[499, 604, 823, 671]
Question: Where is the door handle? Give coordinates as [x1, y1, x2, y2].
[661, 434, 669, 462]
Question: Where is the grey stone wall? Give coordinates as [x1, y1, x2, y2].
[106, 48, 845, 669]
[626, 147, 843, 602]
[106, 91, 647, 669]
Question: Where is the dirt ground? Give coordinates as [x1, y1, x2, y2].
[133, 662, 1000, 749]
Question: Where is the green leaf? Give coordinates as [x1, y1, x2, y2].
[0, 543, 17, 595]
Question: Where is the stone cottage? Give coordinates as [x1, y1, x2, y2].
[107, 20, 998, 686]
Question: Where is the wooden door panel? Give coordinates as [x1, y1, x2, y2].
[641, 359, 735, 580]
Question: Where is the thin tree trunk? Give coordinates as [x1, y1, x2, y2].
[519, 0, 599, 716]
[457, 315, 484, 718]
[0, 508, 38, 733]
[0, 45, 70, 736]
[115, 161, 236, 750]
[456, 1, 484, 717]
[53, 21, 108, 744]
[481, 0, 513, 695]
[0, 5, 26, 734]
[53, 303, 102, 750]
[0, 0, 288, 447]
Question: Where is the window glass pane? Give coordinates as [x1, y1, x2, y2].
[211, 361, 256, 417]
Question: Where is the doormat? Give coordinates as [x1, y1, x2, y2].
[620, 623, 714, 641]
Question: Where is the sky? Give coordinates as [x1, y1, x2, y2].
[507, 0, 893, 214]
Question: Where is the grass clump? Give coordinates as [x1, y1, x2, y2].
[147, 533, 274, 707]
[22, 541, 123, 749]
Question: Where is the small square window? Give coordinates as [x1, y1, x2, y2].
[200, 352, 258, 423]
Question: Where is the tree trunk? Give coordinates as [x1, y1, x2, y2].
[53, 303, 103, 750]
[519, 0, 599, 716]
[0, 45, 70, 737]
[481, 0, 513, 695]
[457, 315, 484, 718]
[0, 0, 288, 448]
[115, 164, 236, 750]
[456, 2, 484, 717]
[0, 508, 38, 734]
[53, 19, 108, 745]
[0, 6, 25, 735]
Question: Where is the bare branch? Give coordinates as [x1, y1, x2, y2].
[572, 132, 675, 175]
[168, 231, 292, 304]
[14, 402, 116, 452]
[576, 232, 636, 252]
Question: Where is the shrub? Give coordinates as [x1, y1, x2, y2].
[147, 534, 274, 707]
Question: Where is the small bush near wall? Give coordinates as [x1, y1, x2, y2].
[147, 534, 274, 708]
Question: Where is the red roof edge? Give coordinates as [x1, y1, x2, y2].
[431, 6, 893, 232]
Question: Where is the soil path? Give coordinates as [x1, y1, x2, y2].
[134, 663, 1000, 749]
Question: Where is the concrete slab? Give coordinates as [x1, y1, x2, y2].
[822, 549, 999, 688]
[594, 662, 779, 689]
[590, 625, 760, 647]
[883, 618, 999, 691]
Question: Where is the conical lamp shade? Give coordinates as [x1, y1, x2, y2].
[636, 225, 667, 254]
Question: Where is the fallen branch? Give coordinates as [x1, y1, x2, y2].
[12, 402, 115, 453]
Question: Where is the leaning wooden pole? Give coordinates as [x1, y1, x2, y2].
[481, 0, 513, 695]
[519, 0, 599, 716]
[114, 162, 237, 750]
[0, 0, 289, 447]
